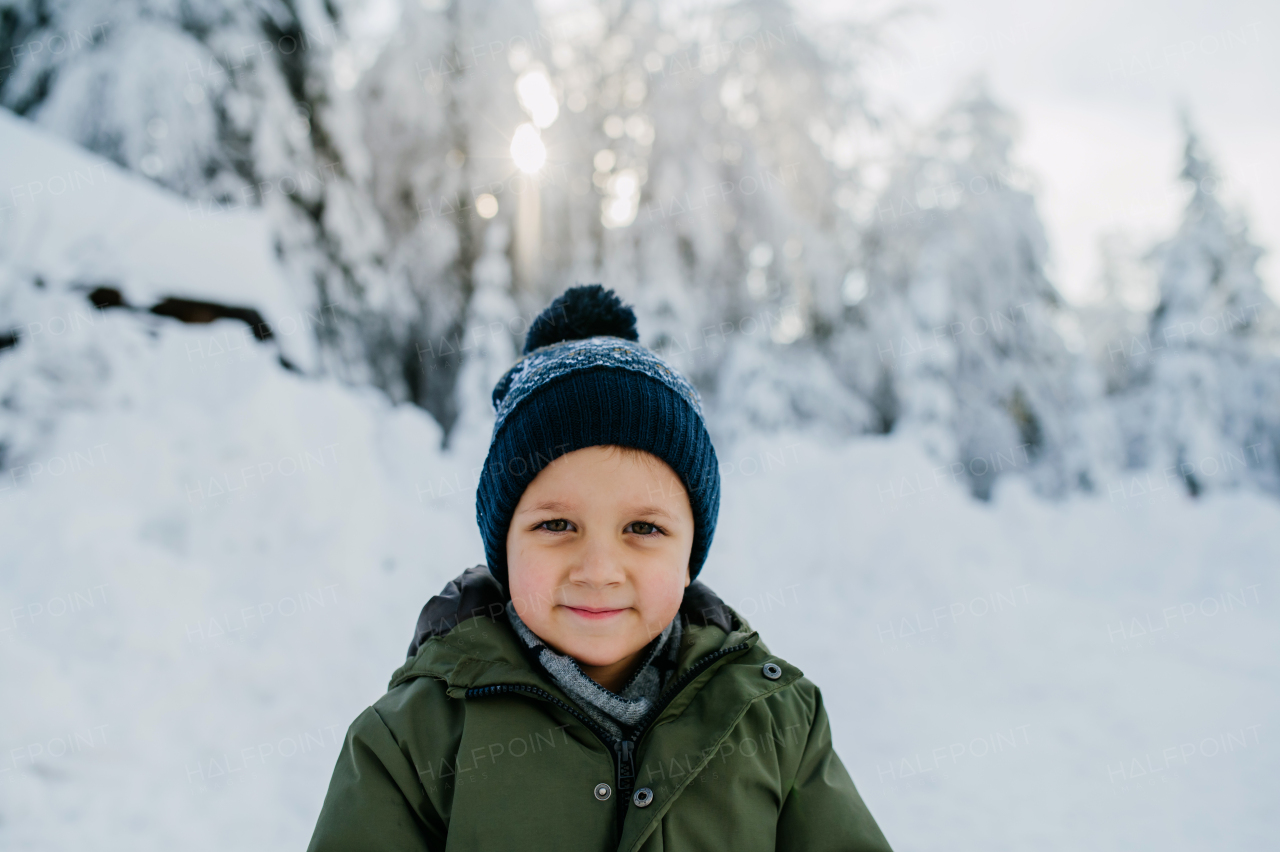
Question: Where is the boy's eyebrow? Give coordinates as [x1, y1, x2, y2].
[517, 500, 676, 519]
[628, 504, 675, 519]
[520, 499, 574, 515]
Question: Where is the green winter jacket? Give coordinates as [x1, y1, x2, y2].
[308, 567, 892, 852]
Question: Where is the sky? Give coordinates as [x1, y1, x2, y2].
[808, 0, 1280, 304]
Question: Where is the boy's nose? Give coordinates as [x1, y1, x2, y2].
[570, 537, 626, 587]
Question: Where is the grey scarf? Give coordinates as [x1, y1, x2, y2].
[506, 600, 683, 739]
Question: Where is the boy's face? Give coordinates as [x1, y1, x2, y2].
[506, 445, 693, 691]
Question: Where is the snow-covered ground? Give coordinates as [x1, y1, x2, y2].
[1, 112, 1276, 851]
[2, 330, 1275, 850]
[0, 109, 317, 369]
[714, 434, 1277, 851]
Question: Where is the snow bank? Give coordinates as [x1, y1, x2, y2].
[0, 110, 317, 368]
[709, 432, 1277, 851]
[0, 299, 484, 848]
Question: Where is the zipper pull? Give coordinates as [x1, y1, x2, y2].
[614, 739, 635, 797]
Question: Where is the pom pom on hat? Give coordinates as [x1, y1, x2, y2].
[523, 284, 638, 354]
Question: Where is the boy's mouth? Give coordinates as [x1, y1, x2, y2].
[562, 605, 628, 620]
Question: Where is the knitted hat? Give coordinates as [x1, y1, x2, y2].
[476, 285, 720, 590]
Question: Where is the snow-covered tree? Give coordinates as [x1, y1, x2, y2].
[448, 221, 521, 455]
[355, 0, 540, 434]
[0, 0, 406, 405]
[1116, 116, 1280, 494]
[830, 80, 1107, 497]
[1076, 230, 1157, 397]
[522, 0, 886, 436]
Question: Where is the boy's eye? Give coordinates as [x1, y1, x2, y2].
[627, 522, 661, 536]
[539, 519, 571, 532]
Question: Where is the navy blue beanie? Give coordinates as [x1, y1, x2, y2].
[476, 285, 720, 590]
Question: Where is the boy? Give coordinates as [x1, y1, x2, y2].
[308, 286, 892, 851]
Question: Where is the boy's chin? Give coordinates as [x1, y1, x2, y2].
[565, 641, 646, 671]
[545, 628, 640, 667]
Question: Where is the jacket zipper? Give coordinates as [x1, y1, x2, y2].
[464, 641, 750, 811]
[627, 642, 750, 737]
[465, 682, 619, 747]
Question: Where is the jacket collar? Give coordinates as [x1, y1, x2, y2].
[405, 564, 740, 658]
[391, 565, 758, 700]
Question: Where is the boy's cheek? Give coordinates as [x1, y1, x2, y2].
[507, 560, 557, 617]
[511, 557, 592, 623]
[635, 581, 686, 634]
[510, 582, 557, 620]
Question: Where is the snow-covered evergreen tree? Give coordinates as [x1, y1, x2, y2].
[355, 0, 540, 434]
[1116, 116, 1280, 495]
[0, 0, 401, 400]
[448, 220, 520, 455]
[1077, 230, 1157, 397]
[527, 0, 883, 435]
[831, 80, 1107, 497]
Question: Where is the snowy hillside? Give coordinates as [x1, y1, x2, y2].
[0, 109, 317, 369]
[1, 109, 1277, 852]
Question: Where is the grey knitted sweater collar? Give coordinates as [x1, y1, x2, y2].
[505, 600, 683, 739]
